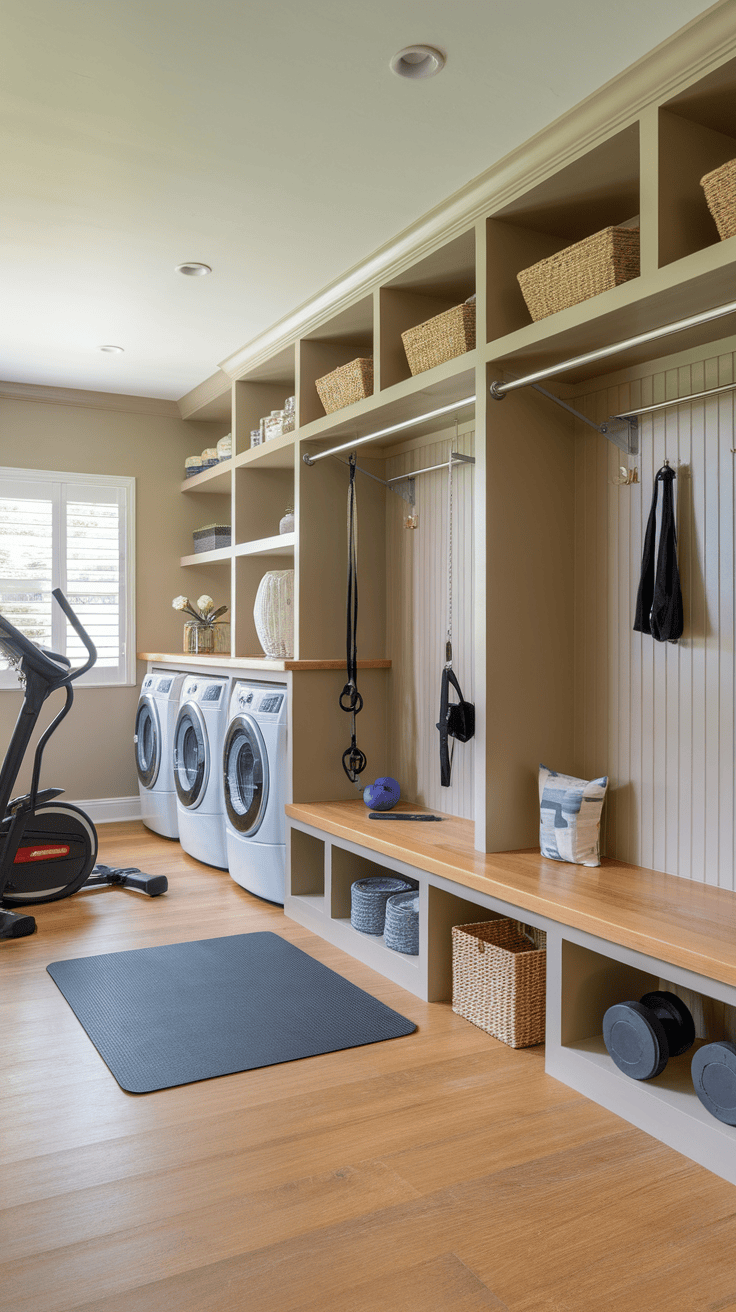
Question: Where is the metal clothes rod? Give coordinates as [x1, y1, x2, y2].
[612, 379, 736, 419]
[337, 451, 475, 493]
[489, 297, 736, 398]
[302, 395, 476, 465]
[386, 452, 475, 484]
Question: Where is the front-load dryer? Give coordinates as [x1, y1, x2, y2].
[223, 681, 288, 904]
[134, 670, 185, 838]
[174, 675, 230, 869]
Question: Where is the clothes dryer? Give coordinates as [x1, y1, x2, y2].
[134, 670, 185, 838]
[173, 675, 230, 869]
[223, 681, 288, 904]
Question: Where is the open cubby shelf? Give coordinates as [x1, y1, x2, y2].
[286, 802, 736, 1187]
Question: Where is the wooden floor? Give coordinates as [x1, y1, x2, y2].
[3, 824, 736, 1312]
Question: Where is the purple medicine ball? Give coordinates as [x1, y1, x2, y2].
[363, 776, 401, 810]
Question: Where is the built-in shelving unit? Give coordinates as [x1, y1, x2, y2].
[159, 19, 736, 1184]
[173, 34, 736, 839]
[286, 799, 736, 1187]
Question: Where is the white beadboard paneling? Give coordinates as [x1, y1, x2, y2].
[385, 425, 475, 819]
[575, 351, 736, 887]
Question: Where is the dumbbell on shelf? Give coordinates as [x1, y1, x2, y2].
[602, 990, 695, 1080]
[691, 1042, 736, 1125]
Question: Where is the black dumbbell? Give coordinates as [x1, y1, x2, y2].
[603, 990, 695, 1080]
[691, 1042, 736, 1124]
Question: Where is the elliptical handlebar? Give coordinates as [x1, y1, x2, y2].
[0, 590, 97, 688]
[51, 588, 97, 681]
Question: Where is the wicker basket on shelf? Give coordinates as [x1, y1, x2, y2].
[315, 358, 373, 414]
[452, 918, 546, 1048]
[517, 226, 640, 322]
[701, 159, 736, 241]
[401, 299, 476, 376]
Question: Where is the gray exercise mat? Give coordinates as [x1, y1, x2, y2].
[47, 931, 417, 1094]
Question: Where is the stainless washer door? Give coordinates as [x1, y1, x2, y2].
[174, 702, 209, 809]
[134, 695, 161, 789]
[223, 715, 269, 835]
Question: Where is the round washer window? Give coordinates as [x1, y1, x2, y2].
[223, 716, 269, 835]
[134, 697, 160, 789]
[174, 704, 208, 808]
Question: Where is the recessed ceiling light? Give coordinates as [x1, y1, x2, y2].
[390, 45, 445, 79]
[176, 262, 212, 277]
[98, 345, 124, 353]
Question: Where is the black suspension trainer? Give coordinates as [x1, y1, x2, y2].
[340, 453, 367, 785]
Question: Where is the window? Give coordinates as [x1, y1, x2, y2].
[0, 468, 135, 687]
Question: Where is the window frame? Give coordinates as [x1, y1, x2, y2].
[0, 466, 136, 689]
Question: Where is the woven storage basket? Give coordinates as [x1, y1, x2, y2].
[315, 357, 373, 414]
[193, 524, 231, 553]
[401, 300, 476, 376]
[517, 226, 640, 322]
[452, 918, 546, 1048]
[384, 890, 419, 955]
[701, 159, 736, 241]
[350, 876, 413, 935]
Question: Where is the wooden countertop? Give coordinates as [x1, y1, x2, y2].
[139, 653, 391, 672]
[285, 800, 736, 989]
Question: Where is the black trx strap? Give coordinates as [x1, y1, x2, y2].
[633, 462, 684, 643]
[340, 454, 367, 784]
[437, 662, 475, 787]
[437, 445, 474, 787]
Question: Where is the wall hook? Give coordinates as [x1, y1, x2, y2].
[610, 465, 639, 486]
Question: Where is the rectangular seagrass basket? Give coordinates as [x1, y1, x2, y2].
[701, 158, 736, 241]
[315, 357, 373, 414]
[452, 918, 546, 1048]
[517, 226, 640, 322]
[401, 300, 476, 376]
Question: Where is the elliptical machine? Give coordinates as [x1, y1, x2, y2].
[0, 588, 167, 940]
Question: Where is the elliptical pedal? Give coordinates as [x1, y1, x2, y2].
[0, 909, 36, 939]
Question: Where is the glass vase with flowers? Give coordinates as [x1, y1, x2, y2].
[172, 595, 230, 654]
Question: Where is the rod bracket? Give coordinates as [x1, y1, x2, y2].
[302, 452, 315, 466]
[489, 381, 507, 400]
[600, 416, 639, 456]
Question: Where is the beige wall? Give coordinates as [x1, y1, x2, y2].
[0, 394, 229, 801]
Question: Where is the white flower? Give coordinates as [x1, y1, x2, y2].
[196, 595, 214, 614]
[172, 596, 190, 611]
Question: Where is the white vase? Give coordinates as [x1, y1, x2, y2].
[253, 570, 294, 659]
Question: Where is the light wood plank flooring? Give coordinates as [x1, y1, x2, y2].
[3, 821, 736, 1312]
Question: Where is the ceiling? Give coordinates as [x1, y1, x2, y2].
[0, 0, 717, 402]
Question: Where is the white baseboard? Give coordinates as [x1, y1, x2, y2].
[65, 796, 142, 824]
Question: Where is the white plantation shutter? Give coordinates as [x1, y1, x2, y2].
[0, 469, 135, 687]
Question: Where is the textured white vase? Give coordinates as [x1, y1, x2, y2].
[253, 569, 294, 659]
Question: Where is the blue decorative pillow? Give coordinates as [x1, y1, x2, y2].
[538, 764, 608, 867]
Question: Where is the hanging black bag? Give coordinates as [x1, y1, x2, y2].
[633, 462, 684, 643]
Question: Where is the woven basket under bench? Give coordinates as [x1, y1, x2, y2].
[517, 225, 640, 322]
[452, 918, 546, 1048]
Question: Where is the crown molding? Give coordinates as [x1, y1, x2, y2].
[0, 380, 180, 418]
[215, 2, 736, 387]
[177, 370, 232, 421]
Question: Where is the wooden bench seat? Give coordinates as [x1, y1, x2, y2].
[285, 799, 736, 989]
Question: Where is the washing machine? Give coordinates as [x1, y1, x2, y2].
[223, 681, 288, 904]
[134, 670, 186, 838]
[173, 674, 230, 869]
